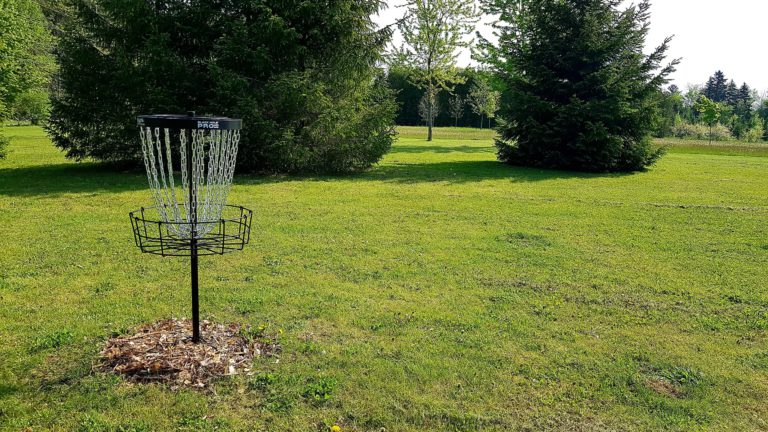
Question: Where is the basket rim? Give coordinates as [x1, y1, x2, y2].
[137, 114, 242, 130]
[129, 204, 252, 225]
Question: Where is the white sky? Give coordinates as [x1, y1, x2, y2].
[374, 0, 768, 92]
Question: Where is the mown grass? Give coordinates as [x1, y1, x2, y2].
[1, 125, 767, 431]
[656, 137, 768, 158]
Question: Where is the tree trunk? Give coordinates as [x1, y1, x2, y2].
[428, 97, 433, 141]
[709, 124, 713, 145]
[479, 114, 484, 129]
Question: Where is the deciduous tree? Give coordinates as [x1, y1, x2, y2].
[695, 96, 722, 145]
[0, 0, 55, 120]
[0, 0, 55, 157]
[448, 94, 464, 126]
[418, 92, 439, 126]
[467, 78, 499, 129]
[394, 0, 478, 141]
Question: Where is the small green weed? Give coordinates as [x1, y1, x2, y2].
[248, 372, 279, 390]
[31, 330, 74, 352]
[303, 377, 338, 405]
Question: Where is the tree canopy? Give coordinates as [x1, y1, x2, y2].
[0, 0, 55, 121]
[48, 0, 396, 173]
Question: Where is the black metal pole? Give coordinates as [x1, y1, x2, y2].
[185, 121, 201, 343]
[191, 238, 199, 343]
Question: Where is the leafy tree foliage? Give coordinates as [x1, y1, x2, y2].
[758, 100, 768, 141]
[671, 71, 765, 141]
[48, 0, 396, 173]
[694, 96, 722, 144]
[654, 85, 683, 138]
[0, 134, 8, 159]
[418, 92, 439, 125]
[448, 95, 464, 126]
[480, 0, 677, 172]
[391, 0, 478, 140]
[11, 89, 50, 125]
[0, 0, 55, 120]
[387, 67, 501, 127]
[0, 0, 55, 157]
[467, 78, 499, 129]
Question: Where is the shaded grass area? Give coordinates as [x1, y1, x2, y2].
[1, 126, 768, 431]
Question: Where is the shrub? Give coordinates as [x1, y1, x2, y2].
[671, 122, 731, 141]
[0, 133, 9, 159]
[48, 1, 396, 173]
[743, 117, 765, 143]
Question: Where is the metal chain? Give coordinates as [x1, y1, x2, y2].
[140, 125, 241, 240]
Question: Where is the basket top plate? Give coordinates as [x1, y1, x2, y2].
[137, 113, 242, 130]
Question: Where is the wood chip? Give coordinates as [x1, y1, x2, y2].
[98, 319, 280, 387]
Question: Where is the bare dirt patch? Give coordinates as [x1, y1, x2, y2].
[646, 378, 683, 398]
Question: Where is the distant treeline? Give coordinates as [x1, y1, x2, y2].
[386, 67, 503, 128]
[656, 70, 768, 142]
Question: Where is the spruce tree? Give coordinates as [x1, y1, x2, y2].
[48, 0, 397, 173]
[738, 83, 753, 106]
[480, 0, 677, 172]
[725, 80, 739, 107]
[704, 71, 728, 103]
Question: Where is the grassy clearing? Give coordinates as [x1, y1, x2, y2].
[1, 126, 767, 431]
[655, 137, 768, 158]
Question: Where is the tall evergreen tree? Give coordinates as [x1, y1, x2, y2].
[731, 82, 755, 139]
[48, 0, 397, 173]
[738, 83, 753, 106]
[704, 71, 728, 103]
[725, 80, 739, 106]
[479, 0, 677, 172]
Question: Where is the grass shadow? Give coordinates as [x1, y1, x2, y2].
[0, 162, 146, 197]
[361, 160, 633, 184]
[0, 382, 19, 399]
[389, 145, 494, 154]
[236, 160, 633, 186]
[0, 156, 635, 197]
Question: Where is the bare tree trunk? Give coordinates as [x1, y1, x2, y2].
[479, 114, 484, 129]
[428, 95, 434, 142]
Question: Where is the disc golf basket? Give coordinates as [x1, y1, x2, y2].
[129, 113, 252, 343]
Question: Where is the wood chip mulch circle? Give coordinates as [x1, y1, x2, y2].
[98, 319, 280, 388]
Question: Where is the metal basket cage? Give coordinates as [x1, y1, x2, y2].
[130, 205, 253, 257]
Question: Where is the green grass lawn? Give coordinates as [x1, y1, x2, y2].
[1, 125, 768, 431]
